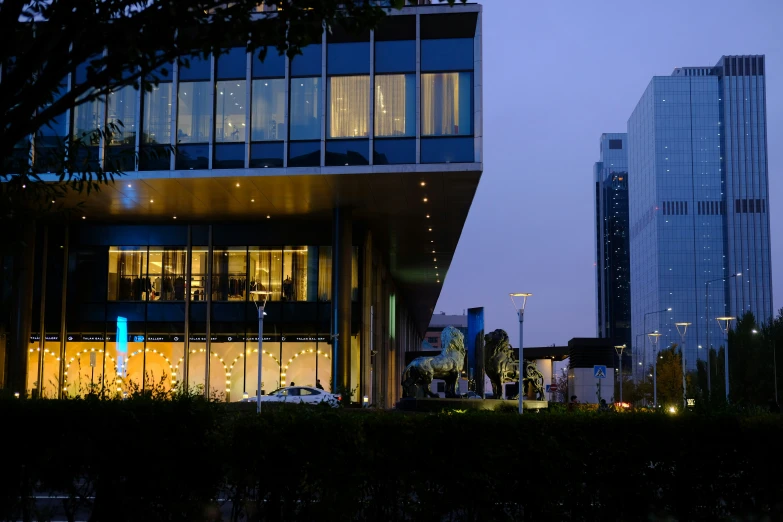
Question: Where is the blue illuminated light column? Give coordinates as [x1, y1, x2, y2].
[116, 317, 128, 385]
[509, 293, 532, 415]
[466, 307, 485, 396]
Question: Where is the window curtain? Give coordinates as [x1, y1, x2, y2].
[375, 75, 414, 137]
[422, 72, 472, 136]
[288, 247, 308, 301]
[329, 76, 370, 138]
[318, 247, 332, 301]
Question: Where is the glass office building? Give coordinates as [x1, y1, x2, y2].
[1, 4, 484, 406]
[628, 55, 772, 375]
[594, 133, 631, 351]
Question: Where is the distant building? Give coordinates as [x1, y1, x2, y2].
[594, 133, 631, 354]
[628, 55, 773, 374]
[424, 312, 468, 349]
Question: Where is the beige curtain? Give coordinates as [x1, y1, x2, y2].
[422, 72, 459, 136]
[375, 75, 408, 137]
[329, 76, 370, 138]
[318, 247, 332, 301]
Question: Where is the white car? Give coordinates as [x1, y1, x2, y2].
[241, 386, 341, 407]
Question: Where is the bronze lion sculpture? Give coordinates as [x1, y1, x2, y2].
[484, 329, 518, 398]
[401, 326, 466, 398]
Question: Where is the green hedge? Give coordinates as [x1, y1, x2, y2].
[1, 397, 782, 521]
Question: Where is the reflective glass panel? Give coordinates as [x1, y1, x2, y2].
[421, 137, 474, 163]
[421, 39, 474, 72]
[178, 55, 211, 81]
[374, 74, 415, 137]
[252, 48, 285, 78]
[107, 85, 137, 146]
[215, 80, 246, 143]
[251, 79, 286, 141]
[214, 143, 245, 169]
[328, 75, 369, 138]
[175, 144, 208, 170]
[374, 138, 415, 165]
[290, 44, 321, 77]
[249, 142, 284, 168]
[375, 40, 415, 73]
[177, 82, 210, 143]
[290, 78, 321, 140]
[72, 98, 104, 138]
[327, 43, 370, 75]
[421, 72, 472, 136]
[325, 140, 369, 166]
[217, 48, 247, 79]
[288, 141, 320, 167]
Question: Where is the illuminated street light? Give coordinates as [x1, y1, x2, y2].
[509, 293, 532, 415]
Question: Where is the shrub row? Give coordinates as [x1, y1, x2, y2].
[1, 397, 782, 521]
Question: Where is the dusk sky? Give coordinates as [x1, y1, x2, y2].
[435, 0, 783, 348]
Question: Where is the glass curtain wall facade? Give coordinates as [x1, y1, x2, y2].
[16, 14, 478, 173]
[627, 56, 772, 375]
[594, 134, 631, 352]
[28, 239, 358, 400]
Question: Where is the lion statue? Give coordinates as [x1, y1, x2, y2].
[484, 329, 518, 398]
[402, 326, 466, 398]
[521, 361, 546, 401]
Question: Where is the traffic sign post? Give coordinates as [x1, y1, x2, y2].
[594, 365, 607, 403]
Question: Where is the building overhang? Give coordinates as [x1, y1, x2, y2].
[48, 162, 482, 334]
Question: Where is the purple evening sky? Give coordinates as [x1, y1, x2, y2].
[435, 0, 783, 348]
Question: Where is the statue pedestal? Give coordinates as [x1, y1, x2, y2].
[396, 398, 548, 412]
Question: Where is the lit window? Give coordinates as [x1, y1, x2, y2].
[421, 72, 472, 136]
[329, 75, 370, 138]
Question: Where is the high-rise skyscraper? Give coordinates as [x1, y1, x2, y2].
[628, 55, 772, 375]
[594, 133, 631, 351]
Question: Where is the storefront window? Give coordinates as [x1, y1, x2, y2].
[146, 334, 184, 392]
[215, 80, 246, 142]
[249, 248, 282, 301]
[318, 247, 332, 301]
[328, 75, 370, 138]
[187, 339, 208, 394]
[282, 246, 314, 301]
[177, 81, 211, 143]
[190, 248, 208, 301]
[290, 77, 321, 140]
[374, 74, 415, 137]
[251, 79, 286, 141]
[209, 340, 244, 401]
[148, 248, 187, 301]
[113, 336, 146, 393]
[108, 247, 148, 301]
[27, 339, 61, 397]
[213, 248, 248, 301]
[245, 340, 283, 394]
[421, 72, 473, 136]
[63, 341, 106, 397]
[281, 342, 318, 388]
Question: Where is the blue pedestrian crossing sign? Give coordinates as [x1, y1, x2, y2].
[593, 365, 607, 379]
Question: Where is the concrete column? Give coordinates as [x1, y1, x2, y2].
[7, 222, 37, 395]
[331, 207, 352, 394]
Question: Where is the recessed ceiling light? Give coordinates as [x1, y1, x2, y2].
[428, 228, 432, 231]
[423, 198, 428, 202]
[432, 250, 435, 253]
[173, 216, 177, 220]
[430, 240, 433, 243]
[81, 216, 86, 220]
[436, 273, 439, 277]
[236, 183, 240, 187]
[51, 200, 55, 203]
[420, 181, 426, 187]
[266, 215, 270, 219]
[433, 258, 437, 262]
[150, 199, 154, 203]
[127, 184, 132, 188]
[437, 280, 440, 283]
[435, 266, 438, 269]
[426, 214, 430, 219]
[251, 199, 255, 202]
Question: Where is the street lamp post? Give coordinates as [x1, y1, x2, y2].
[614, 344, 626, 404]
[510, 293, 532, 415]
[644, 308, 672, 381]
[675, 322, 691, 408]
[648, 332, 661, 408]
[717, 316, 735, 402]
[251, 290, 270, 414]
[752, 329, 777, 404]
[705, 273, 741, 398]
